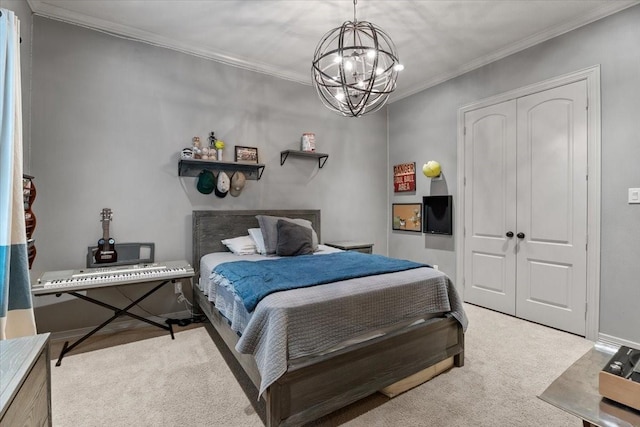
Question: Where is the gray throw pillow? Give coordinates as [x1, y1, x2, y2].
[276, 220, 314, 256]
[256, 215, 318, 254]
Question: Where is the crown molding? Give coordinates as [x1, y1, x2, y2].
[27, 0, 311, 85]
[28, 0, 639, 101]
[391, 0, 639, 102]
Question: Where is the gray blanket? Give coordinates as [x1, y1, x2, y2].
[234, 267, 468, 397]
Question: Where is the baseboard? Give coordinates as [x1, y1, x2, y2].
[597, 332, 640, 350]
[48, 310, 191, 342]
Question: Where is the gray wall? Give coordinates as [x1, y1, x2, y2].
[2, 0, 32, 172]
[22, 5, 640, 342]
[29, 17, 389, 333]
[389, 5, 640, 344]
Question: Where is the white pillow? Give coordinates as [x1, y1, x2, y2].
[221, 235, 257, 255]
[248, 228, 267, 255]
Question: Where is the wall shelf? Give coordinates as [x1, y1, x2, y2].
[280, 150, 329, 168]
[178, 159, 265, 180]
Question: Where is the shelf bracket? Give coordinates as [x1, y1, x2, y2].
[318, 155, 328, 169]
[280, 151, 290, 166]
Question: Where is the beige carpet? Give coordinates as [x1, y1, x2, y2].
[52, 304, 594, 426]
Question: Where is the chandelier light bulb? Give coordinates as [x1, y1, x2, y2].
[344, 59, 354, 71]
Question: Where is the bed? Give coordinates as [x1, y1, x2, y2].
[192, 209, 466, 426]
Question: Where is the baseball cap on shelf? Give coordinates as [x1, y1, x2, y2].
[214, 171, 230, 198]
[196, 170, 215, 194]
[229, 172, 246, 197]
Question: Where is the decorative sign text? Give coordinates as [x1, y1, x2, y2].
[394, 162, 416, 192]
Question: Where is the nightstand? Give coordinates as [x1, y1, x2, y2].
[325, 241, 374, 254]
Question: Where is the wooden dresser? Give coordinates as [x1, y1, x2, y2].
[0, 333, 51, 426]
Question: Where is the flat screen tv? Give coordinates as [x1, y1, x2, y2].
[422, 195, 453, 235]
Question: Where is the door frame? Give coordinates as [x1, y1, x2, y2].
[456, 65, 601, 340]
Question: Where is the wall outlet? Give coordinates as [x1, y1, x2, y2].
[174, 282, 182, 294]
[433, 265, 439, 270]
[629, 188, 640, 204]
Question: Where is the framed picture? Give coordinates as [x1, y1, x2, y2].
[234, 146, 259, 164]
[392, 203, 422, 232]
[393, 162, 416, 193]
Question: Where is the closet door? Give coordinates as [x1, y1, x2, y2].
[462, 80, 589, 335]
[515, 80, 588, 335]
[463, 100, 517, 315]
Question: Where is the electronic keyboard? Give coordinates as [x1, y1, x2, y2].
[32, 260, 194, 295]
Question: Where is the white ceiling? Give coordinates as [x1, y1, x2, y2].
[27, 0, 639, 102]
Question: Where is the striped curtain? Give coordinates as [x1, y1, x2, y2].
[0, 8, 36, 339]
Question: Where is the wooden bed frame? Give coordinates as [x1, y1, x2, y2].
[192, 209, 464, 426]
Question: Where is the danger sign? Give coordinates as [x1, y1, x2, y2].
[393, 162, 416, 192]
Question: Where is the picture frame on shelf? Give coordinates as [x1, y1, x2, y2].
[392, 203, 422, 232]
[235, 146, 259, 164]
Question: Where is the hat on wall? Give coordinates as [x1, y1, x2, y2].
[196, 170, 215, 194]
[214, 171, 230, 198]
[229, 172, 246, 197]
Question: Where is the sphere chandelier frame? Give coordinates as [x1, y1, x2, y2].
[311, 0, 403, 117]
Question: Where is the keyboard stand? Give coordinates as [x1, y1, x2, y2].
[54, 279, 178, 366]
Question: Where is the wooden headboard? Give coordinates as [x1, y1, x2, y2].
[192, 209, 321, 279]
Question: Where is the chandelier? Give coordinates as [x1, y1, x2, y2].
[311, 0, 403, 117]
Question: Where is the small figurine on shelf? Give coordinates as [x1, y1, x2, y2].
[205, 132, 216, 161]
[209, 131, 225, 161]
[192, 136, 202, 159]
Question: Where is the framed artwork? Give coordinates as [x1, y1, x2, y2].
[392, 203, 422, 232]
[393, 162, 416, 192]
[234, 146, 259, 164]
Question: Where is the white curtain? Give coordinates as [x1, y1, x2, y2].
[0, 8, 37, 339]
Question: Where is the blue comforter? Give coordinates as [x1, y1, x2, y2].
[213, 251, 429, 312]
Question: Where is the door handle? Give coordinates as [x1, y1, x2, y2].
[506, 231, 514, 238]
[517, 232, 525, 239]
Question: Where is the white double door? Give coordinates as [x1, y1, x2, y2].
[463, 80, 588, 336]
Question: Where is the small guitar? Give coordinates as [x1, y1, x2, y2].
[95, 208, 118, 264]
